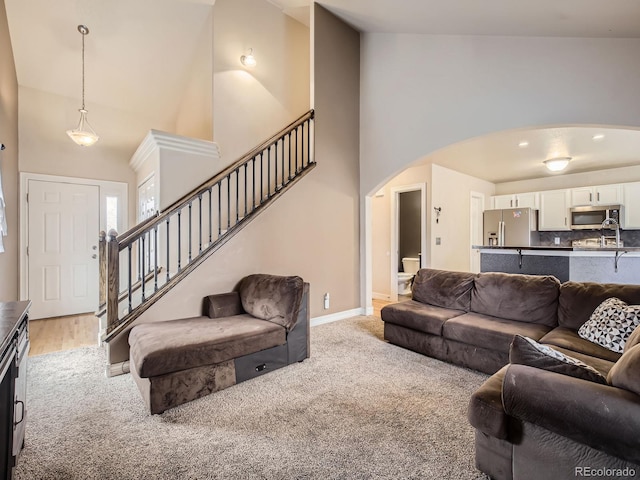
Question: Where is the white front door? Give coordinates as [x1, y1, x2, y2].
[28, 180, 100, 319]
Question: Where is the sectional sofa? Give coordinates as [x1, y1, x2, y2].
[380, 268, 640, 480]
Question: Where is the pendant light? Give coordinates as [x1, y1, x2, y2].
[67, 25, 99, 147]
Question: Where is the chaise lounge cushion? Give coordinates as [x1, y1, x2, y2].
[129, 315, 286, 378]
[471, 272, 560, 326]
[443, 312, 553, 352]
[539, 327, 622, 363]
[238, 274, 304, 331]
[411, 268, 475, 311]
[380, 300, 465, 336]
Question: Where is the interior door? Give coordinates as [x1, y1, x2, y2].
[27, 180, 100, 319]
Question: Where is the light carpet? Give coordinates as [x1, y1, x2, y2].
[16, 316, 489, 479]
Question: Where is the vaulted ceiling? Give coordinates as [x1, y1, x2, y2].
[6, 0, 640, 183]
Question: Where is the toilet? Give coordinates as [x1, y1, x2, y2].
[397, 257, 420, 295]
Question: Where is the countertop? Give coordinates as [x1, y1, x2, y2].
[474, 245, 640, 252]
[0, 301, 31, 358]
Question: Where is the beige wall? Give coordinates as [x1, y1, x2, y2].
[0, 0, 18, 300]
[213, 0, 310, 165]
[430, 164, 494, 272]
[107, 2, 361, 364]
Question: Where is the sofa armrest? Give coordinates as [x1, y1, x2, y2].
[203, 292, 244, 319]
[503, 364, 640, 464]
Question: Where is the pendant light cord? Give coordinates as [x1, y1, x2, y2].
[81, 26, 86, 110]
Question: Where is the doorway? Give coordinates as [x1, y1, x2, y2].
[20, 173, 128, 320]
[390, 184, 427, 301]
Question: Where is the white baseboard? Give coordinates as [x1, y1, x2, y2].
[106, 360, 130, 378]
[311, 308, 364, 327]
[364, 305, 374, 316]
[372, 292, 390, 300]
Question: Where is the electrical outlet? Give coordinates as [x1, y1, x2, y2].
[323, 293, 330, 309]
[554, 237, 560, 245]
[435, 237, 442, 245]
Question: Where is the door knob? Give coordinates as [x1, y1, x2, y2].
[92, 254, 97, 259]
[92, 245, 97, 250]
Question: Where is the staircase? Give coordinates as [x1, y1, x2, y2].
[98, 110, 315, 342]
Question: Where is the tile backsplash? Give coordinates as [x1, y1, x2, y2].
[538, 230, 640, 247]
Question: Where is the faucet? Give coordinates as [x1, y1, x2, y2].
[601, 217, 620, 248]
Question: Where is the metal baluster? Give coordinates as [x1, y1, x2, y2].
[288, 131, 292, 182]
[267, 147, 271, 198]
[208, 187, 212, 245]
[260, 152, 264, 203]
[128, 244, 132, 313]
[217, 181, 222, 236]
[154, 224, 158, 292]
[295, 126, 299, 175]
[141, 236, 146, 301]
[177, 211, 182, 271]
[227, 175, 231, 229]
[302, 122, 305, 170]
[281, 136, 285, 187]
[188, 202, 192, 262]
[244, 163, 248, 217]
[252, 157, 256, 211]
[307, 119, 311, 165]
[235, 168, 239, 223]
[166, 218, 170, 283]
[275, 141, 278, 192]
[198, 194, 203, 254]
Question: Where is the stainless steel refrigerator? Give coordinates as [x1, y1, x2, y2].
[483, 208, 538, 246]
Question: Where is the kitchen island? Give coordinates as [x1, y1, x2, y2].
[476, 246, 640, 283]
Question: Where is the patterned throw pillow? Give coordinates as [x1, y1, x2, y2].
[578, 297, 640, 353]
[509, 335, 607, 384]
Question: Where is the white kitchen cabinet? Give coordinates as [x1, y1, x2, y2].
[491, 192, 539, 209]
[623, 182, 640, 229]
[539, 189, 571, 231]
[570, 184, 622, 207]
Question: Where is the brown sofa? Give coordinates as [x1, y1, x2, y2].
[128, 274, 310, 414]
[381, 268, 640, 480]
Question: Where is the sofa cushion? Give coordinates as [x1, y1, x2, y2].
[578, 297, 640, 354]
[380, 300, 464, 336]
[470, 272, 560, 326]
[129, 315, 286, 378]
[238, 274, 304, 331]
[509, 335, 607, 385]
[546, 345, 617, 376]
[539, 327, 621, 363]
[442, 312, 553, 353]
[467, 365, 510, 440]
[558, 281, 640, 330]
[608, 344, 640, 396]
[411, 268, 475, 311]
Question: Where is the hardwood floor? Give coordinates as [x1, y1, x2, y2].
[29, 313, 99, 357]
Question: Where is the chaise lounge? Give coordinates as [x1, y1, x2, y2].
[128, 274, 310, 414]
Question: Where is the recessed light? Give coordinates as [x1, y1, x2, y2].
[592, 134, 605, 141]
[518, 141, 529, 148]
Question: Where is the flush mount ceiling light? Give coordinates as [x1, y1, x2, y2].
[518, 141, 529, 148]
[544, 156, 571, 172]
[66, 25, 99, 147]
[592, 134, 605, 141]
[240, 48, 257, 67]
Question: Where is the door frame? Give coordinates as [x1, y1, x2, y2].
[470, 191, 485, 273]
[390, 183, 427, 302]
[19, 173, 128, 304]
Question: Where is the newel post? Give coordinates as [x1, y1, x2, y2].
[98, 231, 106, 310]
[106, 229, 120, 332]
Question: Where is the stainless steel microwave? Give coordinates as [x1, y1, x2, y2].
[570, 205, 622, 230]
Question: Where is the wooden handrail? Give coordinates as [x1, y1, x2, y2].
[117, 110, 314, 249]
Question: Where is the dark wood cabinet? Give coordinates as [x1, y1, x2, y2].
[0, 301, 30, 480]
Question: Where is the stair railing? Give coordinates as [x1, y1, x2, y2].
[99, 110, 315, 341]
